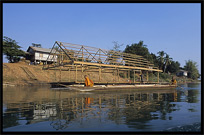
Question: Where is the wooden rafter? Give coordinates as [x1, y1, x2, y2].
[43, 41, 162, 83]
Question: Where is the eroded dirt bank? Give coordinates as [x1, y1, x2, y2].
[3, 62, 126, 86]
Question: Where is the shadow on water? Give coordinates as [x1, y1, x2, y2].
[3, 83, 201, 131]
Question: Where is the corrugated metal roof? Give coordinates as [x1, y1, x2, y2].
[28, 46, 52, 53]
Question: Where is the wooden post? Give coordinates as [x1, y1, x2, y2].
[113, 70, 115, 82]
[157, 72, 159, 83]
[81, 65, 83, 82]
[134, 70, 135, 83]
[147, 71, 148, 82]
[124, 71, 126, 82]
[47, 67, 50, 82]
[128, 70, 130, 81]
[140, 70, 142, 82]
[59, 65, 61, 82]
[115, 68, 117, 83]
[69, 68, 71, 82]
[75, 65, 77, 82]
[117, 68, 119, 82]
[82, 46, 84, 62]
[85, 66, 87, 79]
[99, 66, 101, 82]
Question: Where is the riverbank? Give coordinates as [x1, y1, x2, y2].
[3, 62, 126, 86]
[3, 62, 199, 86]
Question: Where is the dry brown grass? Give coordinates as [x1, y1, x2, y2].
[3, 62, 126, 85]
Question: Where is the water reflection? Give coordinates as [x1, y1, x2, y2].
[3, 83, 201, 131]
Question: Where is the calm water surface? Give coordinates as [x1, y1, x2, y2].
[3, 83, 201, 132]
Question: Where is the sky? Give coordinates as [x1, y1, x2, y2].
[3, 3, 201, 73]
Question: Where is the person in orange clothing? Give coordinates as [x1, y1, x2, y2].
[84, 75, 94, 87]
[171, 76, 177, 85]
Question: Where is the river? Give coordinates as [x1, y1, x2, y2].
[3, 83, 201, 132]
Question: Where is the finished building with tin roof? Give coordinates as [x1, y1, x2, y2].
[26, 46, 57, 64]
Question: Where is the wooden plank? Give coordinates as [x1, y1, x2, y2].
[73, 61, 162, 72]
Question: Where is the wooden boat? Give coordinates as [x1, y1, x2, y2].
[51, 83, 177, 91]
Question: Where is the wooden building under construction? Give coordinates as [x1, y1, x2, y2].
[43, 41, 163, 85]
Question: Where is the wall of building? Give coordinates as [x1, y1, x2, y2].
[34, 52, 57, 62]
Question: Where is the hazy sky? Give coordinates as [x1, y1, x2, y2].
[3, 3, 201, 73]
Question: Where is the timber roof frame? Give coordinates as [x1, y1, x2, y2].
[43, 41, 162, 72]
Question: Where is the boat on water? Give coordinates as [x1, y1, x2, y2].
[51, 83, 177, 92]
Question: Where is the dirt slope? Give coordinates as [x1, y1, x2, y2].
[3, 62, 126, 86]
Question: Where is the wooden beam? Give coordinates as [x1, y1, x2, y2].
[73, 61, 162, 72]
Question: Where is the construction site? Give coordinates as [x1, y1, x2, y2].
[43, 41, 163, 87]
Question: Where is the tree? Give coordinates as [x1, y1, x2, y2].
[150, 53, 159, 67]
[106, 41, 123, 65]
[32, 43, 42, 48]
[184, 60, 199, 80]
[166, 61, 180, 74]
[112, 41, 123, 52]
[163, 54, 173, 73]
[124, 41, 153, 62]
[157, 51, 166, 70]
[3, 36, 25, 63]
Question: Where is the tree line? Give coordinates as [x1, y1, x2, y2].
[3, 36, 200, 80]
[113, 41, 200, 80]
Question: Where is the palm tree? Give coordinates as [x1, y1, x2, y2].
[163, 54, 172, 73]
[157, 51, 166, 70]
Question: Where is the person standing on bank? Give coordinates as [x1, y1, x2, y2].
[84, 75, 94, 87]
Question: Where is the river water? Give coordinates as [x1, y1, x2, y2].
[3, 83, 201, 132]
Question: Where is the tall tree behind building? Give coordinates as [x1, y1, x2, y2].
[3, 36, 25, 63]
[32, 43, 42, 48]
